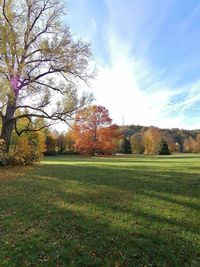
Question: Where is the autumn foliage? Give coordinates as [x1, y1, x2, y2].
[72, 105, 119, 155]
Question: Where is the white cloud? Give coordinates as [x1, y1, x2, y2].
[90, 31, 200, 129]
[61, 0, 200, 131]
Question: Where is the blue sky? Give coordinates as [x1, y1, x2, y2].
[64, 0, 200, 129]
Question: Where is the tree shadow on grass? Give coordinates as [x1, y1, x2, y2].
[142, 190, 200, 212]
[37, 186, 200, 236]
[34, 163, 200, 198]
[0, 177, 199, 267]
[1, 161, 200, 266]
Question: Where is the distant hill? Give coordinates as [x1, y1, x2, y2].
[118, 125, 200, 151]
[119, 124, 200, 137]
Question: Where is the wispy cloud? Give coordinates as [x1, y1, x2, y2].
[65, 0, 200, 130]
[93, 35, 178, 127]
[169, 80, 200, 114]
[93, 32, 200, 129]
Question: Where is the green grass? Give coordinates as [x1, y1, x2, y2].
[0, 154, 200, 267]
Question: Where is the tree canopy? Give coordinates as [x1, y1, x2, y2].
[0, 0, 94, 150]
[72, 105, 119, 155]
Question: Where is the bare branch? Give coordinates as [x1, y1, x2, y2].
[33, 80, 65, 95]
[2, 0, 14, 31]
[15, 117, 53, 136]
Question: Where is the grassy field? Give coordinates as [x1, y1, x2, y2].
[0, 154, 200, 267]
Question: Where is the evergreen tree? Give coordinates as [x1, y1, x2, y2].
[120, 136, 132, 154]
[158, 139, 170, 155]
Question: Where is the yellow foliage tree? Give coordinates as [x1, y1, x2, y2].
[144, 127, 162, 155]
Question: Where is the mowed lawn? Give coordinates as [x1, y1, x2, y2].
[0, 155, 200, 267]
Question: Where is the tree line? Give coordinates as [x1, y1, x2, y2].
[120, 125, 200, 154]
[44, 115, 200, 156]
[1, 103, 200, 165]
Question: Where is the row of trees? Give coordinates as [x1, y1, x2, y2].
[45, 105, 119, 156]
[43, 112, 200, 157]
[0, 105, 119, 164]
[45, 130, 74, 155]
[129, 127, 173, 155]
[120, 127, 200, 155]
[2, 103, 200, 165]
[120, 125, 200, 152]
[183, 135, 200, 153]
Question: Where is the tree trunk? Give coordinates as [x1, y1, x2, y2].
[0, 101, 16, 152]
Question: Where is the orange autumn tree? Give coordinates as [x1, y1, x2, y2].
[72, 105, 119, 155]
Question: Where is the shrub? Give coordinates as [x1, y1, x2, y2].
[7, 130, 46, 165]
[8, 136, 33, 165]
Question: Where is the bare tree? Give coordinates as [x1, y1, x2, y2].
[0, 0, 94, 151]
